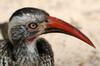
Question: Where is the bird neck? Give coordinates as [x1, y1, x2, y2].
[12, 38, 40, 64]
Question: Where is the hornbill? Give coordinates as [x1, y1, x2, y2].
[0, 7, 95, 66]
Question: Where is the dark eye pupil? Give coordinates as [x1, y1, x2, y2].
[28, 23, 38, 29]
[32, 24, 35, 26]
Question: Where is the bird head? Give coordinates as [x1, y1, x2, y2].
[8, 7, 95, 48]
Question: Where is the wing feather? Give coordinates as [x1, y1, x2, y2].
[0, 40, 12, 66]
[36, 38, 54, 66]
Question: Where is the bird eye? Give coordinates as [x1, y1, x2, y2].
[28, 23, 38, 29]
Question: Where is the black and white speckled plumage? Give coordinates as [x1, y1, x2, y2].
[9, 8, 49, 23]
[0, 7, 54, 66]
[0, 38, 54, 66]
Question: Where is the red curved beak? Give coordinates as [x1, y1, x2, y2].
[45, 16, 95, 48]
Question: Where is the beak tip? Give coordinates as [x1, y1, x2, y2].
[88, 42, 96, 48]
[92, 45, 96, 48]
